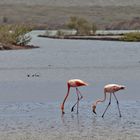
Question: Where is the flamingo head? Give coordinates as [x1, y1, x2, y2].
[120, 85, 126, 90]
[61, 104, 65, 114]
[92, 105, 96, 114]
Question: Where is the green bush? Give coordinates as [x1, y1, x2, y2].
[0, 25, 32, 45]
[121, 32, 140, 41]
[67, 16, 97, 35]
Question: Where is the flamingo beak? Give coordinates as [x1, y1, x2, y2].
[62, 111, 65, 114]
[92, 105, 96, 114]
[93, 110, 96, 114]
[61, 105, 65, 114]
[121, 86, 126, 90]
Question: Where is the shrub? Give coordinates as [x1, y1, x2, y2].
[67, 16, 97, 35]
[0, 24, 32, 45]
[121, 32, 140, 41]
[56, 30, 65, 36]
[91, 23, 97, 34]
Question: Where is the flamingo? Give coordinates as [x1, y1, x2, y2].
[92, 84, 125, 117]
[61, 79, 88, 114]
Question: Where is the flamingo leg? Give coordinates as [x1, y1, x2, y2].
[76, 89, 80, 114]
[76, 88, 83, 101]
[71, 88, 83, 113]
[102, 93, 112, 118]
[113, 93, 122, 117]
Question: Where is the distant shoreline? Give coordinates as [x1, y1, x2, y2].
[38, 29, 140, 42]
[38, 34, 122, 41]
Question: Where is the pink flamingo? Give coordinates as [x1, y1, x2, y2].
[61, 79, 88, 114]
[92, 84, 125, 117]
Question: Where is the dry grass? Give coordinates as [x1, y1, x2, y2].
[0, 5, 140, 29]
[0, 0, 140, 6]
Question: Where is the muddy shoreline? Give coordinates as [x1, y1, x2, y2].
[38, 34, 123, 41]
[0, 43, 39, 50]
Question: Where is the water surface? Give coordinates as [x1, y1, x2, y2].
[0, 30, 139, 102]
[0, 101, 139, 140]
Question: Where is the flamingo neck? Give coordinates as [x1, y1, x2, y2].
[94, 91, 106, 106]
[62, 84, 70, 105]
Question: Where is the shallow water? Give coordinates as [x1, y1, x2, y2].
[0, 30, 140, 139]
[0, 101, 139, 140]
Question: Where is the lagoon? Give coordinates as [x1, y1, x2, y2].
[0, 30, 140, 102]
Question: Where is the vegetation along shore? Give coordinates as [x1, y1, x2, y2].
[0, 0, 140, 50]
[38, 17, 140, 42]
[0, 16, 140, 51]
[0, 24, 38, 50]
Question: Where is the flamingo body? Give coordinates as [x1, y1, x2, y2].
[104, 84, 125, 93]
[68, 79, 88, 87]
[61, 79, 88, 114]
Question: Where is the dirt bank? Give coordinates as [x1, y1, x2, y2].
[0, 43, 39, 50]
